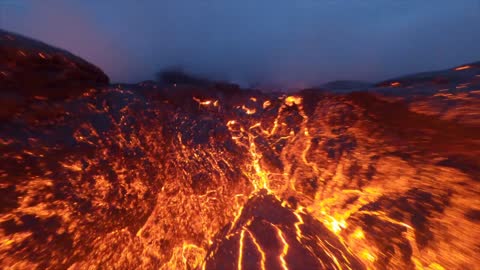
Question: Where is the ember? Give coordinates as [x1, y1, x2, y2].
[454, 65, 471, 71]
[390, 81, 401, 87]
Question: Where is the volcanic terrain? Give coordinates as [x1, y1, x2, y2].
[1, 30, 479, 270]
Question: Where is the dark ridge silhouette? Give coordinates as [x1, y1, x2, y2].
[0, 29, 109, 119]
[375, 61, 480, 88]
[0, 29, 109, 98]
[156, 68, 210, 87]
[320, 80, 372, 92]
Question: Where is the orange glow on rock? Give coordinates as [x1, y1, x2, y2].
[285, 96, 302, 106]
[390, 81, 401, 87]
[454, 65, 471, 71]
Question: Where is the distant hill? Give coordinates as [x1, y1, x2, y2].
[320, 80, 372, 92]
[370, 62, 480, 126]
[375, 61, 480, 89]
[315, 61, 480, 127]
[0, 29, 109, 99]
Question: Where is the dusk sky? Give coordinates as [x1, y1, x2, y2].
[2, 0, 480, 87]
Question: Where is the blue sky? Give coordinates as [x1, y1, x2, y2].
[2, 0, 480, 87]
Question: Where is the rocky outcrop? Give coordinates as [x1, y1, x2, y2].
[0, 29, 109, 118]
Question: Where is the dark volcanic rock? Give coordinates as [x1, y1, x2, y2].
[204, 190, 366, 270]
[375, 62, 480, 89]
[0, 29, 109, 100]
[321, 80, 372, 92]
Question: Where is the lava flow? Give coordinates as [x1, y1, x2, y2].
[1, 30, 480, 270]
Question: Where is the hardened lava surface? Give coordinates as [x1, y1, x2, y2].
[1, 31, 480, 269]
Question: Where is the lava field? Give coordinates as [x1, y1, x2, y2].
[1, 30, 479, 270]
